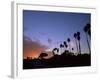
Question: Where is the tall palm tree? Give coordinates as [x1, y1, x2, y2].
[77, 32, 81, 54]
[67, 38, 71, 52]
[84, 23, 91, 53]
[86, 23, 91, 37]
[74, 33, 78, 54]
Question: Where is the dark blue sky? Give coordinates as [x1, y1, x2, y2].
[23, 10, 91, 58]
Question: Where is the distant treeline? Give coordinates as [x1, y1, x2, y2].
[23, 51, 91, 69]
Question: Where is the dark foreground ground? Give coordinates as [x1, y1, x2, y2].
[23, 53, 91, 69]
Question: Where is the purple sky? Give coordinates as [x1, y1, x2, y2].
[23, 10, 91, 58]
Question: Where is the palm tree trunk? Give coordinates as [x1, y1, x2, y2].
[85, 33, 91, 54]
[78, 41, 81, 54]
[75, 39, 78, 54]
[68, 43, 71, 52]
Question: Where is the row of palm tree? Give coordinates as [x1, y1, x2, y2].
[52, 23, 91, 56]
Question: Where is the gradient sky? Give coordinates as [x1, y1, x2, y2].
[23, 10, 91, 59]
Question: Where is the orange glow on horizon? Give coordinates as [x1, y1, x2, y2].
[23, 50, 53, 59]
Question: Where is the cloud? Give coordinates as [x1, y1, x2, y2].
[23, 36, 48, 59]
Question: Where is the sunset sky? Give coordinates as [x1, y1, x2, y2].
[23, 10, 91, 59]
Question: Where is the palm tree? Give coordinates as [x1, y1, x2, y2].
[67, 38, 71, 52]
[60, 44, 64, 54]
[52, 48, 59, 56]
[74, 33, 78, 54]
[77, 32, 81, 54]
[72, 48, 74, 51]
[71, 48, 74, 53]
[63, 41, 68, 48]
[86, 23, 91, 37]
[63, 41, 68, 51]
[84, 23, 91, 53]
[60, 44, 64, 48]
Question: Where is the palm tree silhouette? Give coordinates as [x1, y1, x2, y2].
[67, 38, 71, 52]
[63, 41, 68, 51]
[63, 41, 68, 48]
[86, 23, 91, 37]
[84, 23, 91, 53]
[74, 33, 78, 54]
[60, 44, 64, 54]
[77, 32, 81, 54]
[72, 48, 74, 51]
[52, 48, 59, 56]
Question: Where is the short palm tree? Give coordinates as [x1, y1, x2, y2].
[63, 41, 68, 51]
[63, 41, 68, 48]
[67, 38, 71, 52]
[60, 44, 64, 54]
[52, 48, 59, 56]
